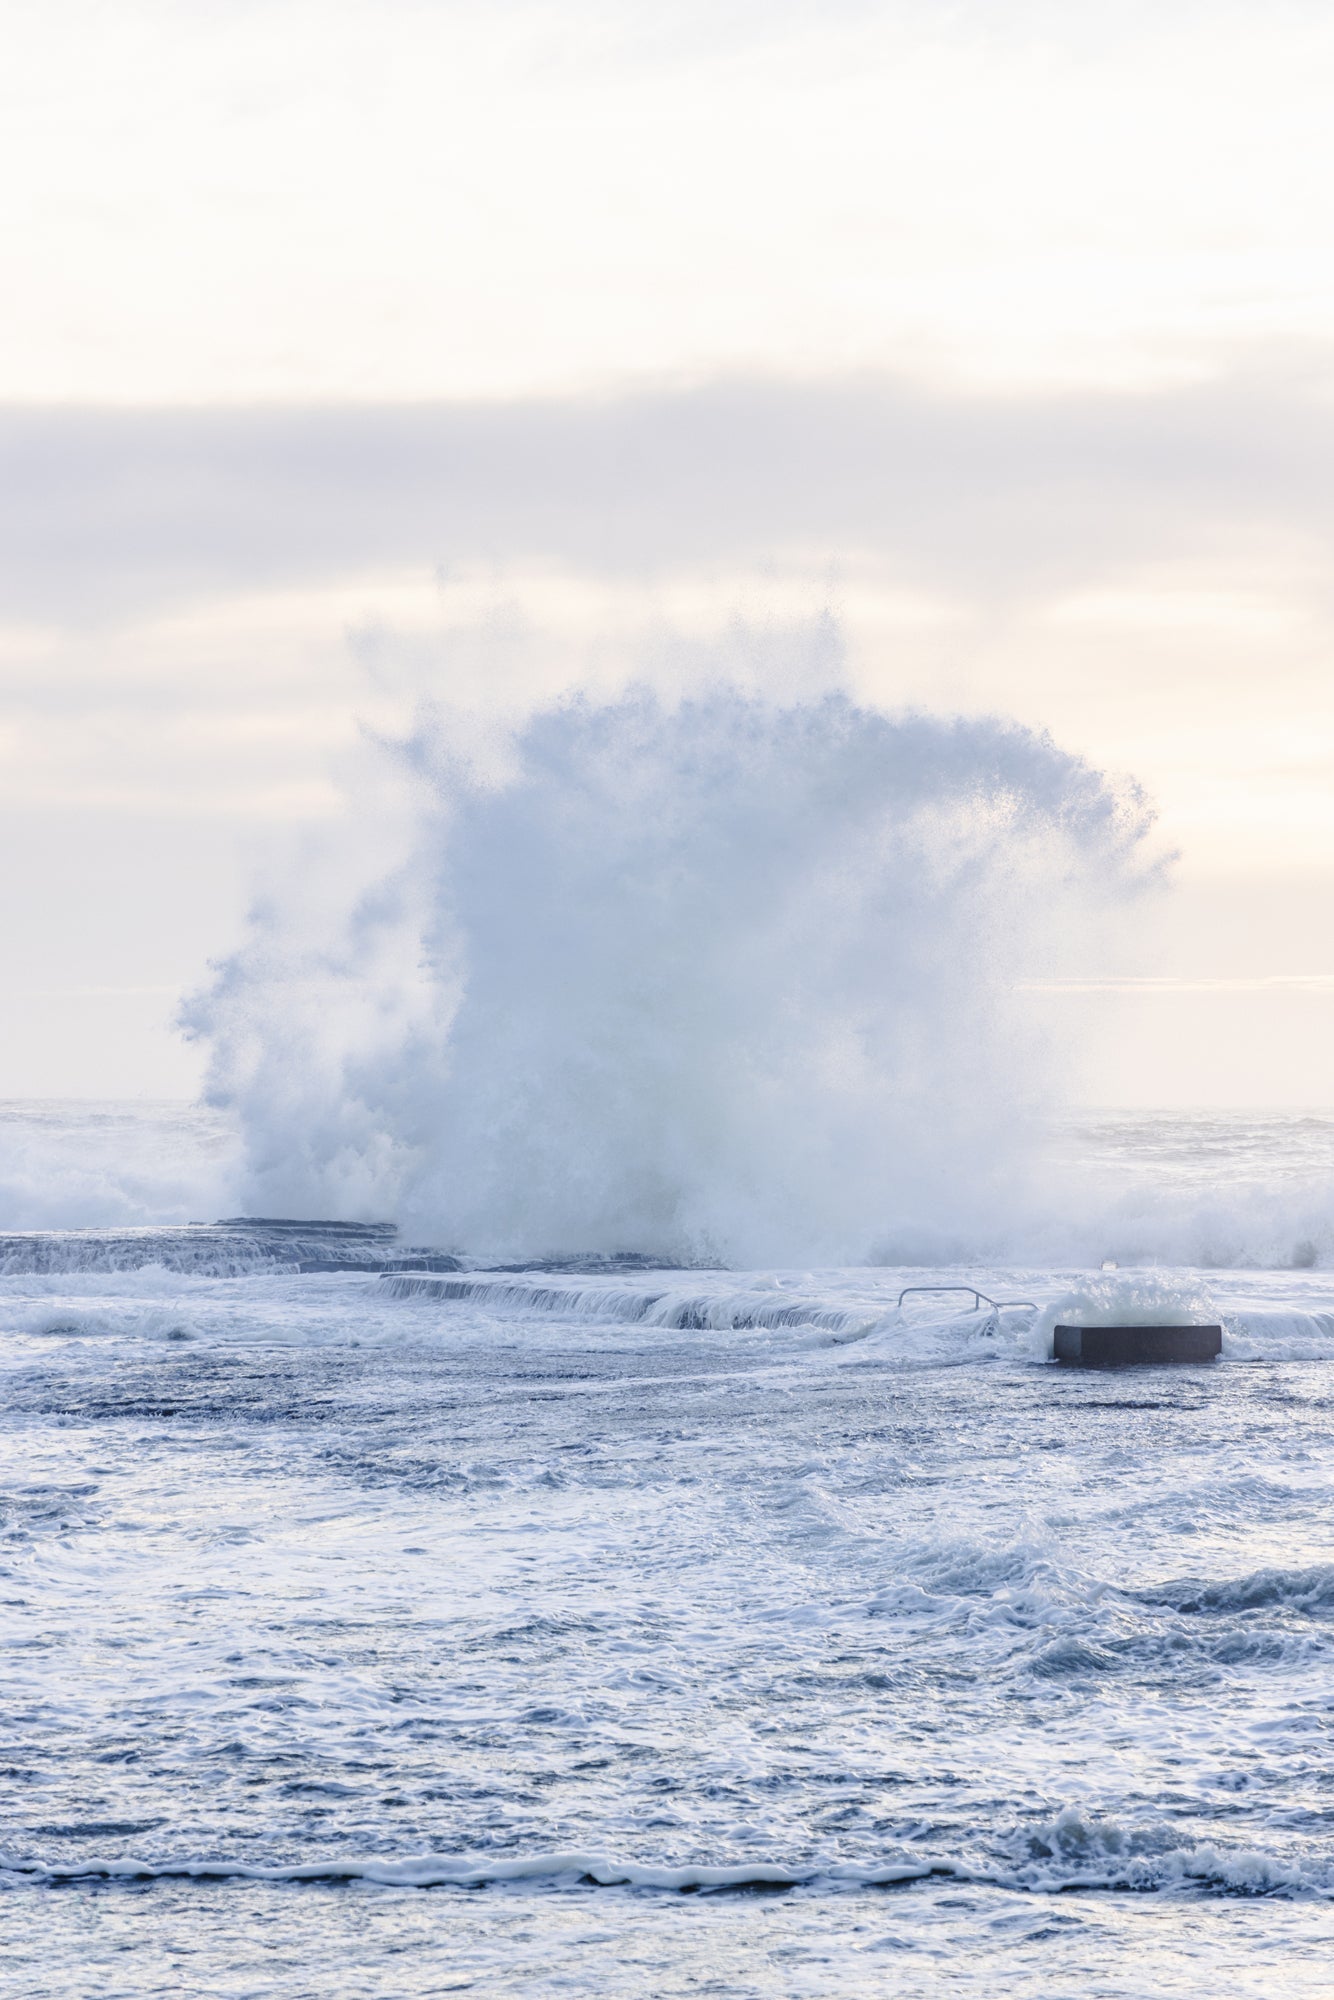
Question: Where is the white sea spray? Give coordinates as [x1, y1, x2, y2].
[186, 686, 1154, 1265]
[1026, 1272, 1219, 1361]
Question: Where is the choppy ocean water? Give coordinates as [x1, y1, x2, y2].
[4, 1104, 1334, 1996]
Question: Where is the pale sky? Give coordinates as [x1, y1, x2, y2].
[6, 0, 1334, 1103]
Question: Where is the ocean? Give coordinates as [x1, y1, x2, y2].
[3, 1101, 1333, 1996]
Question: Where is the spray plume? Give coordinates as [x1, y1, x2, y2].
[187, 685, 1154, 1264]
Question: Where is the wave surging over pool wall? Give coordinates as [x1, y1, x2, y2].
[188, 688, 1155, 1265]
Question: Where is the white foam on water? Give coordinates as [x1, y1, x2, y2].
[4, 1245, 1334, 1996]
[9, 1254, 1334, 1371]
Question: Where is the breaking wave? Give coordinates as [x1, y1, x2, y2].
[187, 686, 1154, 1266]
[6, 1816, 1330, 1898]
[1135, 1564, 1334, 1618]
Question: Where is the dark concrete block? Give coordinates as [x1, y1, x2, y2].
[1053, 1324, 1222, 1367]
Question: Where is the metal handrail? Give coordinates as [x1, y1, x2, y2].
[896, 1284, 1038, 1314]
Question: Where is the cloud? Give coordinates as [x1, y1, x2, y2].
[5, 358, 1334, 626]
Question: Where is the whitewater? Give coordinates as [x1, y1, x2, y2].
[4, 1157, 1334, 1995]
[5, 694, 1334, 1994]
